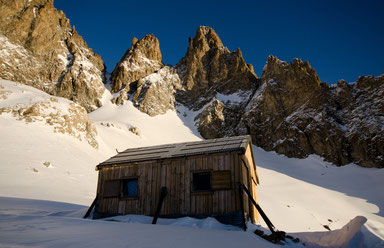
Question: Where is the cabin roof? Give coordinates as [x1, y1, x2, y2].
[96, 135, 252, 170]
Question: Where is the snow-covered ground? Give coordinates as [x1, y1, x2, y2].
[0, 197, 282, 248]
[0, 79, 383, 247]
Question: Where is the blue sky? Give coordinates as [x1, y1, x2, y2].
[54, 0, 384, 84]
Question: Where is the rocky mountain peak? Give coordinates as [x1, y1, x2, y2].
[0, 0, 106, 112]
[262, 55, 321, 89]
[172, 26, 259, 139]
[131, 37, 138, 49]
[110, 34, 163, 93]
[176, 26, 257, 109]
[189, 26, 225, 53]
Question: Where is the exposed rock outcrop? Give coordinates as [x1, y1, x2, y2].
[239, 56, 384, 167]
[175, 26, 259, 138]
[110, 34, 163, 94]
[0, 80, 98, 148]
[0, 0, 106, 112]
[131, 66, 182, 116]
[176, 26, 258, 109]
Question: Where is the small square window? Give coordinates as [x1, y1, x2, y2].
[193, 172, 212, 192]
[122, 179, 138, 197]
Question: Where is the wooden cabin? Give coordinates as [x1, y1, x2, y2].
[93, 135, 260, 227]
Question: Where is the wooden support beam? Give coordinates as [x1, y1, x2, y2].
[238, 183, 277, 234]
[152, 187, 168, 224]
[83, 194, 98, 219]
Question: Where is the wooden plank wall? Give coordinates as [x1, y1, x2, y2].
[96, 149, 258, 220]
[243, 144, 259, 223]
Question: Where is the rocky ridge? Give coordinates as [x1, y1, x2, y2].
[1, 0, 382, 168]
[175, 26, 259, 138]
[0, 0, 106, 112]
[110, 26, 259, 137]
[110, 26, 383, 167]
[239, 56, 384, 167]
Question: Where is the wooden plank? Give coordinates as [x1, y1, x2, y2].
[176, 159, 181, 214]
[207, 155, 213, 214]
[155, 161, 161, 215]
[197, 194, 202, 214]
[190, 157, 196, 214]
[185, 158, 191, 215]
[139, 163, 146, 214]
[232, 152, 237, 211]
[180, 158, 185, 214]
[230, 152, 236, 212]
[212, 155, 219, 213]
[145, 163, 152, 215]
[224, 153, 231, 212]
[151, 162, 157, 215]
[212, 170, 231, 190]
[118, 199, 125, 214]
[172, 160, 177, 214]
[160, 161, 167, 215]
[241, 158, 250, 216]
[168, 161, 174, 215]
[103, 180, 120, 197]
[165, 161, 171, 215]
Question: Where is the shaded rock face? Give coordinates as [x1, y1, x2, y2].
[110, 34, 163, 94]
[0, 0, 106, 112]
[175, 26, 259, 138]
[239, 56, 384, 167]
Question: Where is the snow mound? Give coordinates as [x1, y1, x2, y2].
[293, 216, 366, 248]
[104, 215, 240, 231]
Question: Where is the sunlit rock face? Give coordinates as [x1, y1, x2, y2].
[110, 34, 163, 94]
[0, 0, 106, 112]
[239, 56, 384, 168]
[175, 26, 259, 138]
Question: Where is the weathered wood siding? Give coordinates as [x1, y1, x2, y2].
[95, 148, 258, 222]
[243, 144, 259, 223]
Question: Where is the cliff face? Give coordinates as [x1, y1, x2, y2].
[110, 34, 163, 94]
[108, 26, 383, 167]
[176, 26, 258, 109]
[175, 26, 259, 138]
[239, 56, 384, 167]
[0, 0, 106, 112]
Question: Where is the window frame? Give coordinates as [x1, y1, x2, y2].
[192, 171, 213, 193]
[120, 177, 139, 199]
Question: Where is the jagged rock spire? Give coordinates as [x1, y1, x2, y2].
[110, 34, 163, 93]
[176, 26, 258, 109]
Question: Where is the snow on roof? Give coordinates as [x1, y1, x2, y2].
[97, 135, 252, 169]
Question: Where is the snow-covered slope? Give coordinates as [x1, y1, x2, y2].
[253, 147, 384, 246]
[0, 79, 201, 205]
[0, 79, 383, 247]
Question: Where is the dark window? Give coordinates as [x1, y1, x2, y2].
[193, 172, 212, 191]
[122, 179, 138, 197]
